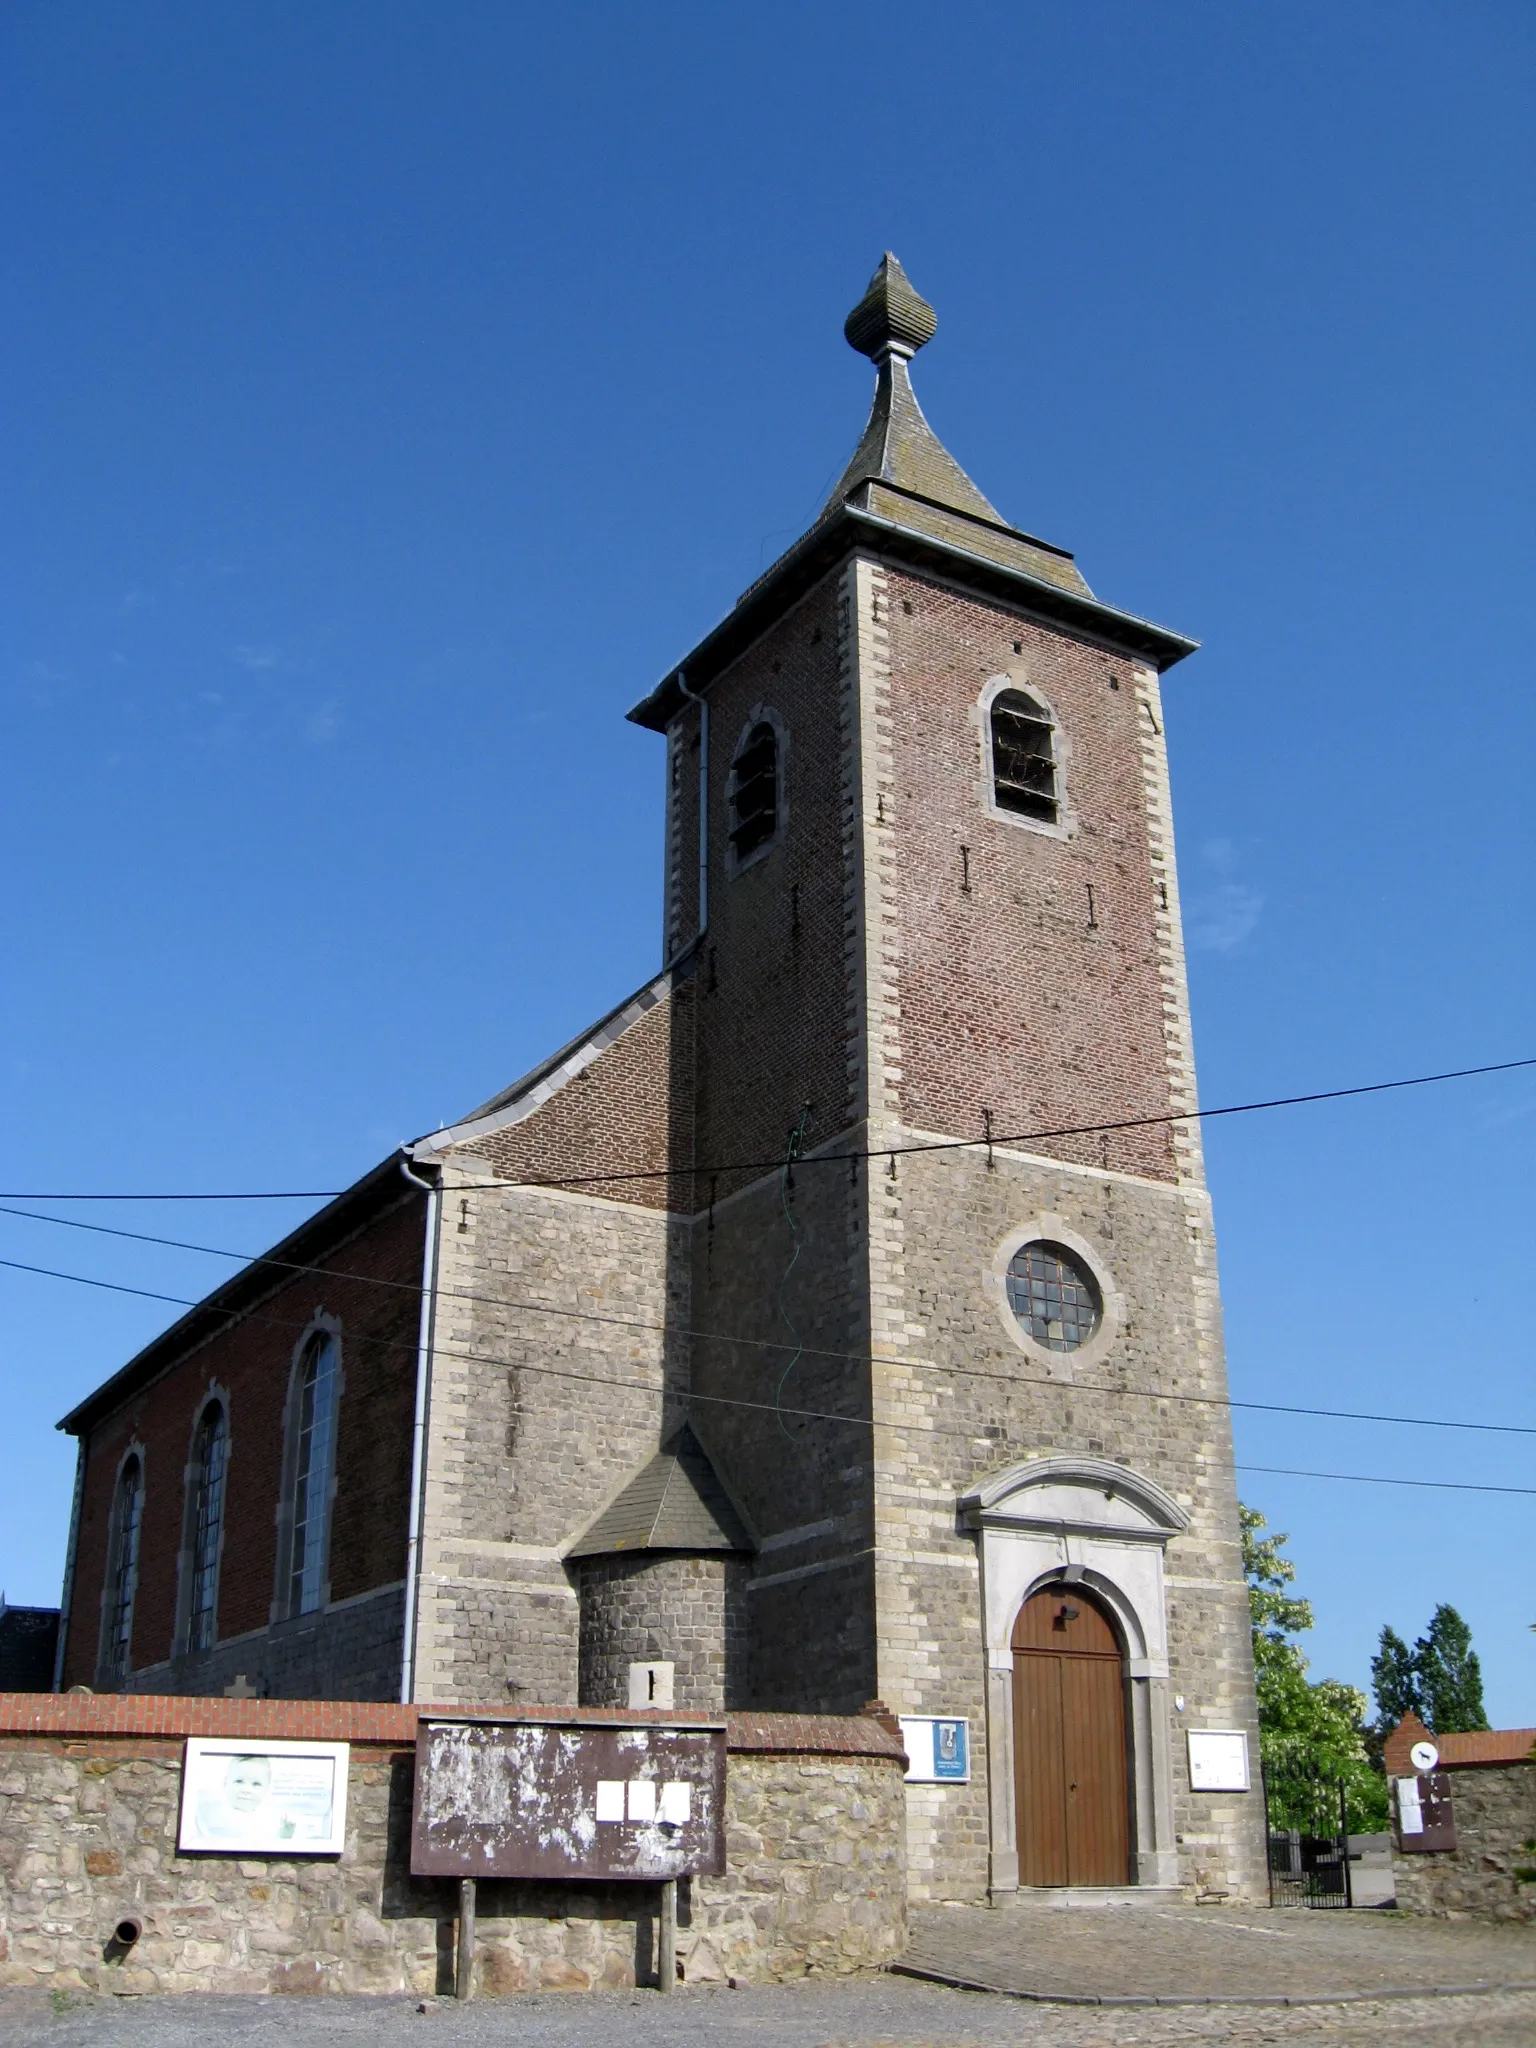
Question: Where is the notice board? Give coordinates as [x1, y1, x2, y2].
[410, 1718, 727, 1881]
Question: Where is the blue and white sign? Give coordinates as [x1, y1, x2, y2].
[899, 1716, 970, 1783]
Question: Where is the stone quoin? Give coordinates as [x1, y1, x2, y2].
[52, 255, 1265, 1908]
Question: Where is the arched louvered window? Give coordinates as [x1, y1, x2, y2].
[990, 688, 1059, 825]
[102, 1455, 144, 1685]
[728, 720, 779, 864]
[287, 1330, 339, 1618]
[187, 1403, 228, 1652]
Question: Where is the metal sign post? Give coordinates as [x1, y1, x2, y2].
[658, 1877, 676, 1993]
[456, 1877, 476, 2001]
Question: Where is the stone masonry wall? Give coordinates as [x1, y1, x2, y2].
[408, 1167, 691, 1709]
[1393, 1764, 1536, 1923]
[576, 1555, 747, 1716]
[0, 1699, 906, 1994]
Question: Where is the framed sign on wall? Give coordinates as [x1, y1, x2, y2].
[1186, 1728, 1250, 1792]
[177, 1738, 350, 1855]
[899, 1716, 971, 1783]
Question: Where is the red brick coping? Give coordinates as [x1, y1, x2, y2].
[1384, 1710, 1536, 1775]
[0, 1693, 906, 1762]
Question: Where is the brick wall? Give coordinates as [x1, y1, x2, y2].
[0, 1695, 906, 1994]
[61, 1193, 426, 1695]
[883, 570, 1177, 1181]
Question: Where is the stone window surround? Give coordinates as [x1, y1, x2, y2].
[984, 1215, 1123, 1380]
[974, 670, 1077, 843]
[960, 1454, 1190, 1895]
[271, 1312, 344, 1626]
[724, 704, 788, 881]
[172, 1384, 232, 1660]
[95, 1439, 147, 1691]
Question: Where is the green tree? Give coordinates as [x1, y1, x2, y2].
[1370, 1625, 1421, 1728]
[1415, 1604, 1489, 1734]
[1240, 1504, 1388, 1830]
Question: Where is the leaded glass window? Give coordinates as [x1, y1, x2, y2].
[288, 1332, 338, 1617]
[991, 689, 1059, 824]
[103, 1455, 144, 1684]
[1006, 1241, 1101, 1352]
[187, 1403, 228, 1652]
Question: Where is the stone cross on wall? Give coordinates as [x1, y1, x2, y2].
[222, 1674, 262, 1699]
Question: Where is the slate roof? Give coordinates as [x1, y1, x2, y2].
[566, 1425, 753, 1559]
[629, 254, 1195, 734]
[815, 254, 1093, 599]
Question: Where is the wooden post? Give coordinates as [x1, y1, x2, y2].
[456, 1877, 476, 2000]
[657, 1877, 676, 1993]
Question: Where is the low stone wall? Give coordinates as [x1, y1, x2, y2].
[1392, 1761, 1536, 1924]
[0, 1695, 906, 1994]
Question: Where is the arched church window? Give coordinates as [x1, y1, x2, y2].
[286, 1329, 339, 1618]
[990, 689, 1059, 824]
[186, 1402, 228, 1652]
[1006, 1241, 1101, 1353]
[101, 1454, 144, 1685]
[728, 720, 779, 864]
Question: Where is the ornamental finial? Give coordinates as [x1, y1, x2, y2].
[843, 252, 938, 362]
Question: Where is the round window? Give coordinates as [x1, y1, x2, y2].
[1005, 1241, 1101, 1352]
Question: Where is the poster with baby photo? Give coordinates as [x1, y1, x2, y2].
[177, 1738, 350, 1854]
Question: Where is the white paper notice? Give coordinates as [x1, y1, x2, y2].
[626, 1780, 657, 1823]
[1396, 1777, 1424, 1834]
[595, 1781, 625, 1823]
[658, 1781, 691, 1825]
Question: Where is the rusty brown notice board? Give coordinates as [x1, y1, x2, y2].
[1393, 1771, 1457, 1854]
[410, 1719, 727, 1881]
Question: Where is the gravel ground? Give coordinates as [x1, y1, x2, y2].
[4, 1979, 1536, 2048]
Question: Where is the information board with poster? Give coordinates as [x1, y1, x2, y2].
[410, 1718, 727, 1881]
[177, 1738, 350, 1855]
[1392, 1770, 1457, 1854]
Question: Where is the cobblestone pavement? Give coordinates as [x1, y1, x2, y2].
[3, 1979, 1536, 2048]
[899, 1901, 1536, 2004]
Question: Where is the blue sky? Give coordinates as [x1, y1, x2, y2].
[2, 1, 1532, 1719]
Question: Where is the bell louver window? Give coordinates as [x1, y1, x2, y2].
[728, 721, 779, 863]
[991, 689, 1059, 825]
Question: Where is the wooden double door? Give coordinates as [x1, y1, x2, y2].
[1011, 1584, 1130, 1887]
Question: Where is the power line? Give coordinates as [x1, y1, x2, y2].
[9, 1242, 1536, 1492]
[0, 1053, 1531, 1204]
[452, 1053, 1536, 1193]
[12, 1239, 1528, 1497]
[1237, 1464, 1536, 1501]
[5, 1209, 1536, 1441]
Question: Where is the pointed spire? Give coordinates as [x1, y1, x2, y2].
[843, 253, 938, 362]
[822, 252, 1002, 525]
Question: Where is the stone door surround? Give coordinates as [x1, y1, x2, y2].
[960, 1455, 1188, 1894]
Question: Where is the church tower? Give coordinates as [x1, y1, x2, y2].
[622, 255, 1263, 1902]
[400, 255, 1263, 1904]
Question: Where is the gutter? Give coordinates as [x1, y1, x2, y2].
[626, 502, 1198, 734]
[398, 1155, 443, 1705]
[675, 670, 708, 940]
[51, 1440, 85, 1692]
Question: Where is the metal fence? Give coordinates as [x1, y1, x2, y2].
[1261, 1762, 1352, 1908]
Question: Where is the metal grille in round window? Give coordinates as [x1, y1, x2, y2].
[1005, 1241, 1101, 1352]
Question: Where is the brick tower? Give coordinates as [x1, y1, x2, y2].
[613, 253, 1265, 1902]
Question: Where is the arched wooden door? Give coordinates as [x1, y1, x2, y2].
[1011, 1584, 1130, 1886]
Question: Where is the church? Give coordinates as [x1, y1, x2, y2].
[53, 257, 1264, 1903]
